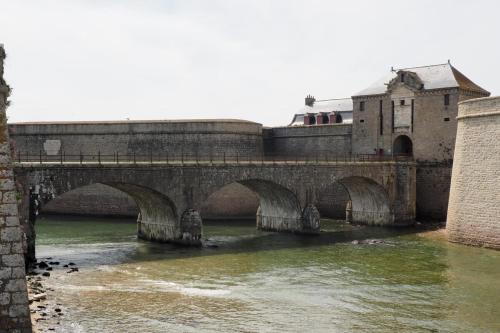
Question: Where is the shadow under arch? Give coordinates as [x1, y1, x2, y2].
[105, 183, 179, 242]
[38, 182, 180, 243]
[203, 179, 308, 233]
[336, 176, 393, 225]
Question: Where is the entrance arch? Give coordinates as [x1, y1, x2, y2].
[393, 135, 413, 156]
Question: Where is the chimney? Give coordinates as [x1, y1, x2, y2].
[305, 94, 315, 107]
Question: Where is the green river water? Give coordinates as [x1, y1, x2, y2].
[35, 216, 500, 333]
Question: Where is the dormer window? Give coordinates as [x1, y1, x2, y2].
[400, 73, 405, 82]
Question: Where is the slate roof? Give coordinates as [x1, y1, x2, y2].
[297, 98, 353, 114]
[354, 63, 490, 97]
[290, 98, 353, 126]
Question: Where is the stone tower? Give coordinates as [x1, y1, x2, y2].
[447, 96, 500, 249]
[0, 45, 32, 332]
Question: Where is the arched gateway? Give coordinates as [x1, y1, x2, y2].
[393, 135, 413, 156]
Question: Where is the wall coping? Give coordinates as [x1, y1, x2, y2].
[457, 96, 500, 119]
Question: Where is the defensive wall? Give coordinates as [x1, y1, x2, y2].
[263, 124, 352, 158]
[10, 122, 354, 220]
[8, 121, 444, 221]
[9, 119, 263, 159]
[447, 96, 500, 249]
[0, 45, 31, 333]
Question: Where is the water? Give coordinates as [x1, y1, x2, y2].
[35, 216, 500, 333]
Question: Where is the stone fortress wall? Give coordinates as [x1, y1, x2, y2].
[446, 96, 500, 249]
[0, 45, 32, 333]
[263, 124, 352, 158]
[10, 119, 264, 159]
[11, 121, 354, 220]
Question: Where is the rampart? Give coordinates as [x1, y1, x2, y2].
[0, 45, 32, 333]
[446, 96, 500, 249]
[9, 119, 263, 159]
[263, 124, 352, 158]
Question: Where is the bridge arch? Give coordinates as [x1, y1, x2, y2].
[334, 176, 392, 225]
[36, 182, 185, 243]
[202, 179, 311, 233]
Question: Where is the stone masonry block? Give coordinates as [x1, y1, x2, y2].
[11, 268, 25, 279]
[0, 203, 17, 216]
[0, 267, 12, 279]
[0, 242, 11, 255]
[11, 293, 28, 305]
[9, 304, 28, 317]
[5, 216, 19, 227]
[1, 192, 17, 204]
[5, 279, 27, 292]
[1, 254, 24, 267]
[0, 293, 10, 306]
[0, 169, 13, 178]
[1, 227, 21, 242]
[0, 179, 14, 191]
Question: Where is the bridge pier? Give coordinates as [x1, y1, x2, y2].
[180, 209, 202, 246]
[256, 204, 320, 234]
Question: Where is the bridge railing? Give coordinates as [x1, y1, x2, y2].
[13, 150, 414, 166]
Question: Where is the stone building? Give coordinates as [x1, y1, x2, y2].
[351, 62, 490, 219]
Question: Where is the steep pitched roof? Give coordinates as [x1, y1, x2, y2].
[297, 98, 353, 114]
[353, 63, 490, 97]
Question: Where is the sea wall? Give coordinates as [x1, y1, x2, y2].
[447, 96, 500, 249]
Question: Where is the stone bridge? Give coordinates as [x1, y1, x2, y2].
[13, 159, 416, 259]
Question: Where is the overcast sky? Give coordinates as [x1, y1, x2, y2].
[0, 0, 498, 126]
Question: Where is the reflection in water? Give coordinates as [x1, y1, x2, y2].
[36, 216, 500, 333]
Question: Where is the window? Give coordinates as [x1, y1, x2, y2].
[444, 117, 450, 122]
[411, 99, 414, 133]
[391, 101, 395, 133]
[401, 73, 405, 83]
[360, 119, 365, 123]
[444, 94, 450, 106]
[379, 100, 383, 135]
[309, 115, 316, 125]
[360, 101, 365, 111]
[400, 99, 405, 106]
[322, 114, 329, 124]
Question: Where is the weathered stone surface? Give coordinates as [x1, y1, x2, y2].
[0, 203, 18, 216]
[5, 279, 27, 292]
[1, 254, 24, 267]
[0, 179, 15, 191]
[2, 191, 17, 204]
[180, 209, 202, 245]
[5, 216, 19, 226]
[302, 204, 321, 234]
[0, 267, 11, 279]
[1, 227, 21, 242]
[447, 96, 500, 249]
[0, 44, 32, 331]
